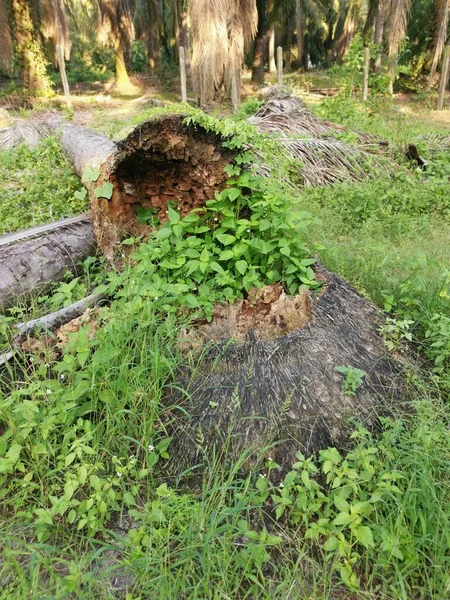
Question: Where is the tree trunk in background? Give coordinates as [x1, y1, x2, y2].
[336, 10, 358, 64]
[41, 0, 71, 66]
[97, 0, 135, 87]
[374, 0, 386, 73]
[363, 0, 379, 45]
[267, 0, 276, 73]
[428, 0, 450, 83]
[180, 3, 190, 74]
[386, 0, 411, 92]
[0, 0, 14, 75]
[296, 0, 305, 68]
[285, 23, 293, 72]
[11, 0, 51, 92]
[146, 0, 161, 72]
[252, 0, 267, 84]
[268, 28, 277, 73]
[114, 41, 132, 87]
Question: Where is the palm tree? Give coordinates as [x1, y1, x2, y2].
[334, 0, 362, 63]
[190, 0, 257, 106]
[252, 0, 268, 84]
[0, 0, 14, 75]
[11, 0, 51, 92]
[97, 0, 135, 87]
[385, 0, 411, 91]
[41, 0, 72, 66]
[428, 0, 450, 82]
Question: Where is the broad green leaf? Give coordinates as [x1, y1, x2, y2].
[219, 250, 234, 261]
[168, 206, 180, 223]
[323, 536, 340, 552]
[333, 512, 353, 526]
[82, 166, 101, 183]
[94, 182, 114, 199]
[236, 260, 248, 275]
[354, 525, 375, 548]
[227, 187, 241, 201]
[74, 188, 87, 201]
[216, 234, 236, 245]
[334, 496, 349, 513]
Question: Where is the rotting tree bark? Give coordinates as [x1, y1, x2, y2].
[164, 266, 407, 477]
[0, 216, 96, 312]
[39, 113, 235, 259]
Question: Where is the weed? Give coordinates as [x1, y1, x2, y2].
[335, 366, 366, 395]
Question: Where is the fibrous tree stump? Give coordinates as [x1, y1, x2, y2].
[164, 266, 406, 477]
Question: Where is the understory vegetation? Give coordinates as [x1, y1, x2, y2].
[0, 136, 87, 234]
[1, 87, 450, 600]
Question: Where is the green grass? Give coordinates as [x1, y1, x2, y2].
[0, 136, 87, 234]
[1, 93, 450, 599]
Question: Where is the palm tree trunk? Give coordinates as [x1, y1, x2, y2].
[0, 0, 14, 74]
[386, 0, 411, 93]
[428, 0, 450, 83]
[252, 0, 267, 84]
[374, 0, 386, 73]
[180, 2, 190, 74]
[146, 0, 161, 72]
[363, 0, 379, 45]
[296, 0, 305, 67]
[114, 40, 132, 87]
[268, 28, 277, 73]
[336, 10, 358, 64]
[11, 0, 51, 92]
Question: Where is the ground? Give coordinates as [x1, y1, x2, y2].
[1, 69, 450, 599]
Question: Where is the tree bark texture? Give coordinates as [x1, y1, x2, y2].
[374, 0, 386, 73]
[0, 0, 14, 75]
[0, 217, 96, 312]
[164, 266, 407, 476]
[252, 0, 267, 84]
[296, 0, 305, 67]
[11, 0, 51, 92]
[38, 113, 235, 259]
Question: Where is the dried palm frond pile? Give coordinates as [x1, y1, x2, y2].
[417, 132, 450, 153]
[0, 118, 40, 150]
[251, 86, 386, 149]
[250, 87, 387, 186]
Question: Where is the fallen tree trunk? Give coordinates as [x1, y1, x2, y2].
[0, 292, 105, 365]
[36, 97, 384, 259]
[0, 215, 96, 312]
[38, 113, 234, 259]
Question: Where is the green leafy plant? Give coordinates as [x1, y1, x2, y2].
[113, 163, 320, 321]
[335, 366, 366, 395]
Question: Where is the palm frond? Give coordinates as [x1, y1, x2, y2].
[0, 119, 40, 151]
[417, 133, 450, 152]
[251, 87, 387, 186]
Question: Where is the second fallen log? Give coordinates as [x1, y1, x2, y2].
[0, 216, 96, 312]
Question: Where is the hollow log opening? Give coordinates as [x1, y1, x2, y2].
[91, 115, 234, 256]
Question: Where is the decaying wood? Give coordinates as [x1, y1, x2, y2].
[164, 266, 406, 476]
[15, 292, 105, 338]
[0, 294, 104, 366]
[0, 216, 96, 312]
[34, 112, 235, 259]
